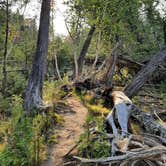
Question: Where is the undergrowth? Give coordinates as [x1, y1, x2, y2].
[0, 77, 70, 166]
[159, 81, 166, 106]
[77, 93, 110, 159]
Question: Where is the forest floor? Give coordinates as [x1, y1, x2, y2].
[41, 83, 166, 166]
[42, 97, 88, 166]
[115, 84, 166, 120]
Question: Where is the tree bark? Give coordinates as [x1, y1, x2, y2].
[73, 46, 79, 79]
[102, 42, 120, 86]
[2, 0, 9, 95]
[130, 105, 166, 139]
[54, 54, 62, 81]
[124, 45, 166, 98]
[77, 25, 95, 76]
[92, 30, 102, 69]
[163, 19, 166, 44]
[23, 0, 51, 111]
[74, 146, 166, 164]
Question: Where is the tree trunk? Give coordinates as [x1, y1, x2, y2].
[73, 46, 79, 79]
[124, 45, 166, 98]
[163, 19, 166, 44]
[2, 0, 9, 96]
[105, 53, 118, 87]
[102, 42, 120, 86]
[92, 30, 102, 69]
[55, 54, 62, 81]
[77, 26, 95, 76]
[23, 0, 51, 112]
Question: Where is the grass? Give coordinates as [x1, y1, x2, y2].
[0, 78, 73, 165]
[76, 92, 111, 158]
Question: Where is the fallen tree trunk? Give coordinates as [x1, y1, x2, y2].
[131, 105, 166, 140]
[73, 91, 166, 165]
[74, 146, 166, 164]
[124, 45, 166, 98]
[106, 91, 166, 141]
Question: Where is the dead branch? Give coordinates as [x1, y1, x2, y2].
[131, 105, 166, 139]
[74, 146, 166, 164]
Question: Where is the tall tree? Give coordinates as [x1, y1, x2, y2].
[163, 18, 166, 44]
[2, 0, 9, 95]
[23, 0, 51, 111]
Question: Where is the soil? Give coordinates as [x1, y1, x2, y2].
[42, 97, 88, 166]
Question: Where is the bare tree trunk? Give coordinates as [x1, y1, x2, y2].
[50, 2, 62, 81]
[102, 42, 120, 86]
[55, 54, 62, 81]
[23, 0, 51, 112]
[92, 30, 101, 69]
[163, 18, 166, 44]
[106, 53, 118, 87]
[124, 45, 166, 98]
[77, 26, 95, 76]
[64, 18, 80, 80]
[73, 46, 79, 80]
[2, 0, 9, 95]
[92, 2, 108, 69]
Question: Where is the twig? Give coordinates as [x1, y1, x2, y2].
[64, 140, 81, 157]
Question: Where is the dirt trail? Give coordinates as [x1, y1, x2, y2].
[42, 97, 88, 166]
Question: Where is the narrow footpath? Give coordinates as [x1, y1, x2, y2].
[42, 97, 88, 166]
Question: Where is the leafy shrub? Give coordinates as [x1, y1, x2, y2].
[87, 104, 110, 116]
[0, 96, 34, 166]
[78, 116, 110, 158]
[159, 81, 166, 96]
[7, 73, 27, 95]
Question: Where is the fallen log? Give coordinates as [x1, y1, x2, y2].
[106, 91, 133, 137]
[106, 91, 166, 141]
[124, 45, 166, 98]
[74, 146, 166, 164]
[71, 88, 166, 165]
[130, 105, 166, 140]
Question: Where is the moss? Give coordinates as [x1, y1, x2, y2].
[52, 113, 64, 125]
[47, 134, 58, 145]
[87, 104, 110, 116]
[84, 94, 93, 103]
[132, 96, 139, 105]
[142, 106, 150, 112]
[121, 67, 129, 78]
[113, 74, 122, 82]
[130, 121, 143, 134]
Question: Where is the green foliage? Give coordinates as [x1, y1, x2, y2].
[8, 73, 27, 95]
[43, 76, 72, 104]
[78, 93, 110, 158]
[0, 96, 34, 166]
[0, 118, 34, 166]
[159, 81, 166, 105]
[86, 104, 110, 116]
[0, 92, 64, 165]
[66, 0, 165, 63]
[78, 115, 110, 158]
